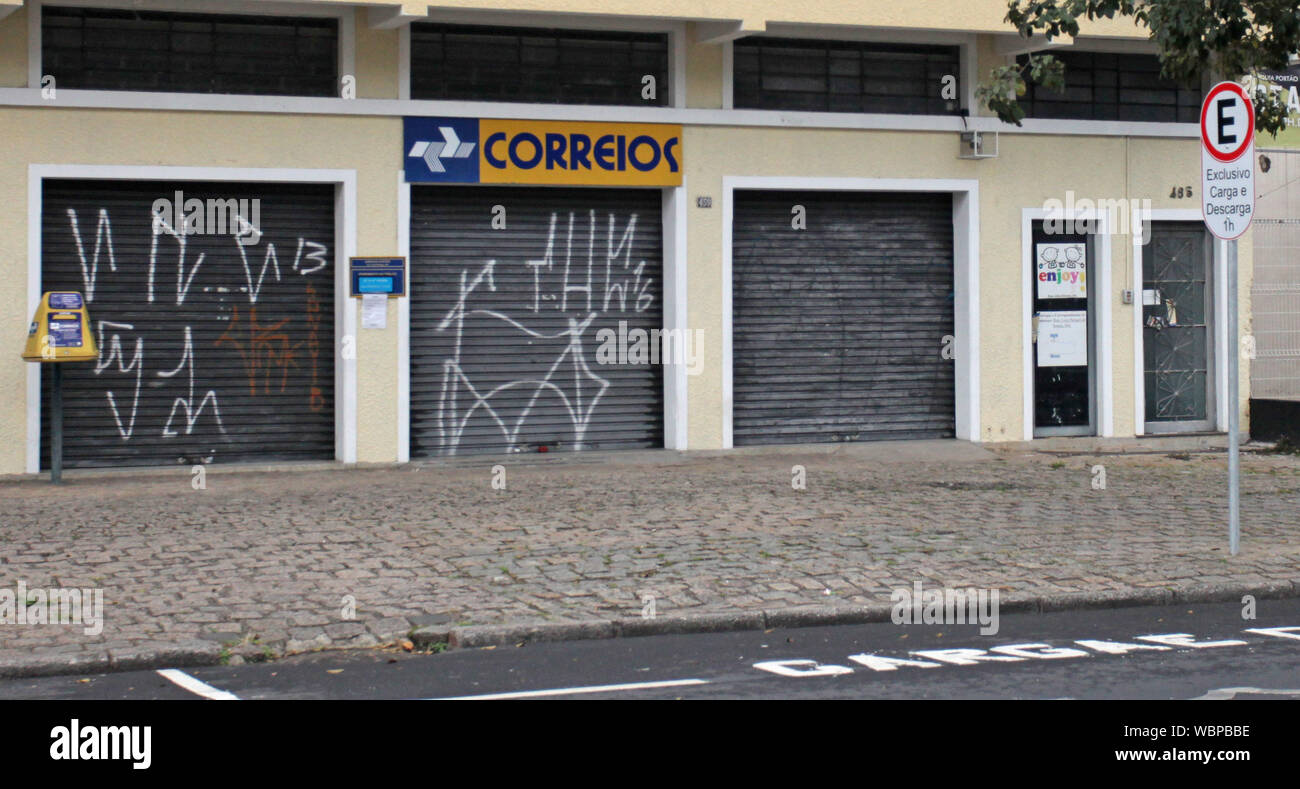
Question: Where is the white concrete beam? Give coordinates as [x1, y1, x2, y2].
[994, 33, 1074, 57]
[366, 3, 428, 29]
[696, 19, 766, 45]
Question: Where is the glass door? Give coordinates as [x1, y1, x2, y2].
[1032, 222, 1096, 437]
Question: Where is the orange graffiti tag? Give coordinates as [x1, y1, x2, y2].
[306, 284, 324, 412]
[215, 305, 299, 396]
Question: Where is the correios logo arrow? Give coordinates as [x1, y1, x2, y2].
[408, 126, 477, 173]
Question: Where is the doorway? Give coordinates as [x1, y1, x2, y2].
[1032, 221, 1097, 437]
[1142, 222, 1215, 433]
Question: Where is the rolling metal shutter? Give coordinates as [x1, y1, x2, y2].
[732, 191, 955, 445]
[411, 186, 663, 456]
[40, 180, 336, 469]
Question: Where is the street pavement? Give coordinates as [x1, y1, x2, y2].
[1, 440, 1299, 677]
[2, 599, 1298, 699]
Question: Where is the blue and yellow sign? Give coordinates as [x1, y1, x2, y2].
[404, 117, 683, 186]
[22, 291, 98, 362]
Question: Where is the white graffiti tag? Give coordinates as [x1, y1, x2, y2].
[149, 211, 206, 305]
[67, 208, 117, 304]
[94, 321, 144, 440]
[436, 261, 610, 455]
[157, 326, 225, 437]
[433, 211, 658, 455]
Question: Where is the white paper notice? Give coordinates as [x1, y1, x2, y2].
[1036, 242, 1087, 299]
[362, 294, 387, 330]
[1037, 310, 1088, 367]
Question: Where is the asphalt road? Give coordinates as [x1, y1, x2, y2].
[4, 598, 1300, 700]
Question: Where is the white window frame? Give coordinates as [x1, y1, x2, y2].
[722, 27, 979, 118]
[28, 0, 355, 98]
[5, 7, 1199, 138]
[1002, 37, 1208, 129]
[26, 163, 358, 472]
[399, 12, 687, 110]
[722, 176, 981, 447]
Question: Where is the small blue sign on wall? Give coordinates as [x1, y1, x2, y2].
[349, 257, 406, 298]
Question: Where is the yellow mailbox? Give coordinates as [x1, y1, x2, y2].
[22, 292, 98, 362]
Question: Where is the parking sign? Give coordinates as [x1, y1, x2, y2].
[1200, 81, 1255, 240]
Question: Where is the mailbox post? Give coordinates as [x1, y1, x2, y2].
[22, 291, 99, 483]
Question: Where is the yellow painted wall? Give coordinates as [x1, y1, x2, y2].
[0, 108, 404, 474]
[680, 127, 1236, 447]
[685, 22, 723, 110]
[0, 7, 407, 474]
[322, 0, 1146, 38]
[0, 7, 26, 88]
[354, 10, 401, 100]
[0, 8, 1250, 473]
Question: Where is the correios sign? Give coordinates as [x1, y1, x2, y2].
[404, 117, 683, 187]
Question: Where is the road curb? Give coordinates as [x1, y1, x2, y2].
[440, 580, 1300, 649]
[2, 579, 1297, 678]
[0, 641, 222, 680]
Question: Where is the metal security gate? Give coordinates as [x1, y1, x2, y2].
[1252, 220, 1300, 402]
[410, 186, 663, 456]
[1142, 222, 1214, 432]
[40, 180, 336, 468]
[732, 190, 955, 445]
[1250, 150, 1300, 441]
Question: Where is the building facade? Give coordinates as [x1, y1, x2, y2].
[0, 0, 1256, 473]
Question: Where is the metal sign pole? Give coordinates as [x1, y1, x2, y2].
[1199, 81, 1251, 557]
[51, 363, 63, 485]
[1227, 238, 1240, 555]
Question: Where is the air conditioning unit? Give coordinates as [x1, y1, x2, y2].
[959, 130, 998, 159]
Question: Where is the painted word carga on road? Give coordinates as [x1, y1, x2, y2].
[753, 626, 1300, 677]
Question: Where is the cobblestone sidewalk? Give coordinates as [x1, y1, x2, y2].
[2, 441, 1299, 675]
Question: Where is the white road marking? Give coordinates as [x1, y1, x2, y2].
[760, 624, 1300, 679]
[433, 678, 708, 700]
[1193, 686, 1300, 700]
[156, 669, 240, 700]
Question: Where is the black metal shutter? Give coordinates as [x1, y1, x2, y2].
[40, 180, 335, 468]
[732, 191, 955, 445]
[411, 186, 663, 456]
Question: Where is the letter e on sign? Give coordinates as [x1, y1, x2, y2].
[1200, 81, 1255, 240]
